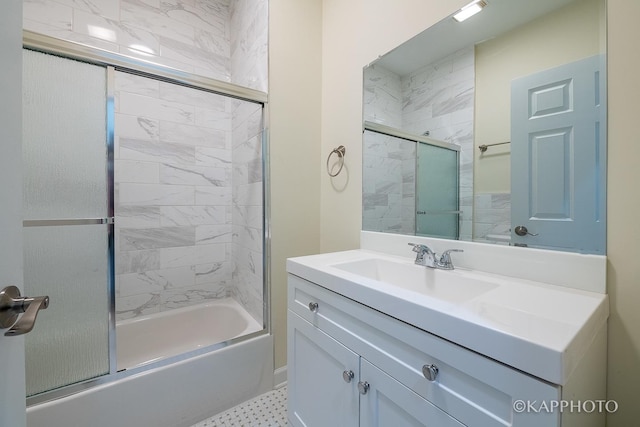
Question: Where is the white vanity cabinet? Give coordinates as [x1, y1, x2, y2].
[287, 274, 562, 427]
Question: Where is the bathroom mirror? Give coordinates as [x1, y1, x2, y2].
[362, 0, 606, 254]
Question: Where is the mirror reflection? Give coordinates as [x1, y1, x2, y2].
[362, 0, 606, 254]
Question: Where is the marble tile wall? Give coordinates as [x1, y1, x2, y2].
[362, 64, 415, 235]
[363, 63, 403, 128]
[231, 100, 264, 323]
[362, 131, 416, 235]
[230, 0, 268, 92]
[473, 192, 511, 245]
[24, 1, 267, 322]
[362, 48, 475, 240]
[23, 0, 268, 87]
[114, 71, 236, 320]
[401, 46, 475, 241]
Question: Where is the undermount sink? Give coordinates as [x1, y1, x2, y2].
[331, 257, 498, 304]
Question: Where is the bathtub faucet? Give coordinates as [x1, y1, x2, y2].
[408, 243, 463, 270]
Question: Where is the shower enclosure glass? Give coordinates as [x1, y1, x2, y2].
[416, 142, 460, 239]
[22, 49, 110, 396]
[22, 43, 267, 399]
[363, 125, 460, 238]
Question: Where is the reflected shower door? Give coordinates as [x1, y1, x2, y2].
[362, 129, 416, 235]
[416, 143, 460, 239]
[22, 49, 111, 396]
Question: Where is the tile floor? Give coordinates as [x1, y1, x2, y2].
[191, 386, 288, 427]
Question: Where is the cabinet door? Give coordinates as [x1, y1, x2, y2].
[288, 311, 359, 427]
[360, 359, 465, 427]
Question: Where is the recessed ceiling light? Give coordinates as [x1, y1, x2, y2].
[453, 0, 487, 23]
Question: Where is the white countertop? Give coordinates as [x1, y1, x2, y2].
[286, 249, 609, 385]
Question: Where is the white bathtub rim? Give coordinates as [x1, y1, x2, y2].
[116, 297, 256, 327]
[27, 334, 275, 427]
[26, 326, 269, 407]
[116, 297, 264, 370]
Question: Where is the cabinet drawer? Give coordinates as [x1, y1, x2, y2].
[289, 274, 561, 427]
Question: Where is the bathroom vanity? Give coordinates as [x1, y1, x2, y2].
[286, 239, 608, 427]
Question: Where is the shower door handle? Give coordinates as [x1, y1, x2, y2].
[0, 285, 49, 336]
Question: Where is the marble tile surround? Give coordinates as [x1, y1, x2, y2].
[473, 192, 511, 244]
[362, 131, 415, 235]
[363, 47, 474, 240]
[22, 0, 268, 92]
[114, 72, 263, 322]
[23, 0, 267, 322]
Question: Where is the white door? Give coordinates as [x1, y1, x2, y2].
[0, 1, 26, 426]
[511, 55, 606, 254]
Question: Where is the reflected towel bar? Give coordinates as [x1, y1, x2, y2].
[479, 141, 510, 152]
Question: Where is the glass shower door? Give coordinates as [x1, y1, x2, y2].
[22, 49, 111, 396]
[416, 143, 460, 239]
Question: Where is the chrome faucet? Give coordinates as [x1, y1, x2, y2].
[408, 243, 463, 270]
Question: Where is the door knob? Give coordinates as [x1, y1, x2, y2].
[514, 225, 539, 237]
[342, 370, 354, 383]
[0, 285, 49, 336]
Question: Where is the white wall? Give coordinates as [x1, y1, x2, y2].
[268, 0, 323, 370]
[319, 0, 467, 253]
[605, 0, 640, 425]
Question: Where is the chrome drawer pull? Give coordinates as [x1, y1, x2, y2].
[308, 302, 319, 312]
[422, 364, 439, 381]
[342, 370, 354, 383]
[358, 381, 370, 395]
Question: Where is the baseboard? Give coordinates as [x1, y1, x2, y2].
[274, 366, 287, 389]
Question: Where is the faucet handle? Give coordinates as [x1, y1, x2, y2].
[408, 243, 432, 253]
[408, 242, 426, 253]
[438, 249, 464, 270]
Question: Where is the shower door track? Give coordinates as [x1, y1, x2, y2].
[22, 31, 268, 104]
[23, 31, 272, 407]
[23, 218, 115, 227]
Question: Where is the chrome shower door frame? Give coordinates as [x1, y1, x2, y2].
[23, 31, 271, 407]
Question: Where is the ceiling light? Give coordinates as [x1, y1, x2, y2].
[453, 0, 487, 23]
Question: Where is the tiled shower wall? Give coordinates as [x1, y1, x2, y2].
[23, 0, 268, 92]
[473, 192, 511, 244]
[363, 47, 474, 240]
[362, 64, 416, 234]
[231, 101, 264, 322]
[401, 46, 474, 241]
[23, 0, 267, 322]
[115, 72, 230, 320]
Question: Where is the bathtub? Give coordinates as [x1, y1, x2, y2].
[26, 299, 273, 427]
[117, 298, 263, 370]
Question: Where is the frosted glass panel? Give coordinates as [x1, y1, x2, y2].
[22, 49, 107, 220]
[22, 49, 110, 397]
[416, 144, 459, 239]
[24, 225, 110, 396]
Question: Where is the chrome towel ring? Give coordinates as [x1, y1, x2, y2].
[327, 145, 346, 177]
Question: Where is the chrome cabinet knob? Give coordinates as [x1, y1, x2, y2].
[308, 302, 319, 312]
[422, 364, 439, 381]
[357, 381, 370, 395]
[342, 370, 354, 383]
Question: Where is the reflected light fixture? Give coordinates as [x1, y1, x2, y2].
[453, 0, 487, 23]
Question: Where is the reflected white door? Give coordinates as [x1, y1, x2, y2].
[511, 55, 606, 254]
[0, 1, 26, 426]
